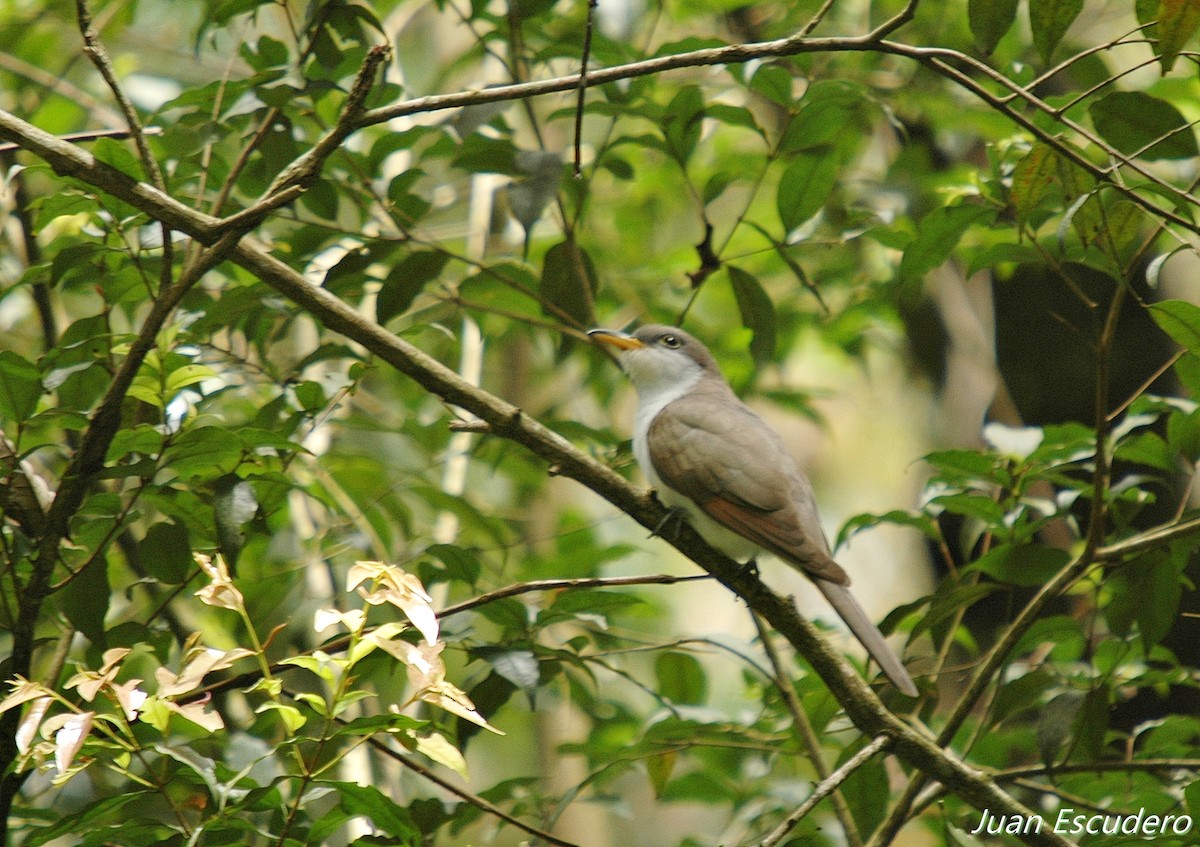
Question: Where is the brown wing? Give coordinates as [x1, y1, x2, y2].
[648, 386, 850, 586]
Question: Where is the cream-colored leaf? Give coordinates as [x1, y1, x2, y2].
[16, 697, 50, 754]
[54, 711, 94, 773]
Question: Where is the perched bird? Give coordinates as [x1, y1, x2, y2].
[590, 324, 917, 697]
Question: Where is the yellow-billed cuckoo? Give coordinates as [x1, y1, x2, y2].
[590, 324, 918, 697]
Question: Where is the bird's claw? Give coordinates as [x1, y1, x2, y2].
[650, 506, 688, 540]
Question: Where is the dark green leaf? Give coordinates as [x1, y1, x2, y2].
[0, 351, 42, 422]
[458, 671, 517, 744]
[539, 239, 597, 328]
[323, 781, 419, 840]
[214, 473, 257, 570]
[377, 250, 451, 325]
[299, 179, 338, 219]
[422, 543, 482, 584]
[969, 0, 1019, 54]
[776, 146, 839, 231]
[58, 556, 110, 647]
[971, 544, 1070, 587]
[139, 522, 193, 584]
[726, 266, 777, 364]
[1029, 0, 1084, 63]
[1089, 91, 1199, 161]
[1114, 431, 1174, 470]
[1037, 690, 1084, 766]
[661, 85, 705, 166]
[701, 171, 736, 206]
[546, 589, 643, 619]
[22, 792, 149, 847]
[840, 745, 889, 834]
[706, 103, 761, 134]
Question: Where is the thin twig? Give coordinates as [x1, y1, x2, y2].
[573, 0, 598, 178]
[753, 613, 863, 847]
[262, 44, 391, 199]
[0, 126, 162, 154]
[761, 734, 892, 847]
[366, 739, 583, 847]
[74, 0, 164, 193]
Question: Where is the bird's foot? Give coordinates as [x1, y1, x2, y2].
[650, 506, 688, 540]
[740, 558, 760, 579]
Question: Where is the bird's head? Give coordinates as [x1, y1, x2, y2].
[588, 325, 719, 396]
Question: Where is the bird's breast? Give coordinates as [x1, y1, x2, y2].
[633, 402, 760, 562]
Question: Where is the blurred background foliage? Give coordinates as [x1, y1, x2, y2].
[4, 0, 1200, 844]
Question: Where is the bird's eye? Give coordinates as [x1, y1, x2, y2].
[660, 334, 681, 348]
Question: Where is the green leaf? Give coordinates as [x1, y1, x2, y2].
[213, 473, 257, 569]
[646, 751, 676, 797]
[776, 146, 839, 231]
[1089, 91, 1199, 161]
[376, 250, 451, 325]
[748, 62, 793, 107]
[422, 543, 482, 585]
[661, 85, 705, 166]
[545, 588, 643, 619]
[1168, 407, 1200, 462]
[1110, 548, 1189, 649]
[1010, 144, 1059, 229]
[1029, 0, 1083, 63]
[298, 179, 338, 220]
[452, 134, 519, 174]
[1150, 0, 1200, 72]
[969, 0, 1018, 55]
[539, 239, 597, 328]
[970, 544, 1070, 587]
[655, 652, 707, 705]
[779, 81, 866, 154]
[58, 556, 110, 647]
[897, 205, 994, 288]
[322, 781, 419, 840]
[1150, 299, 1200, 353]
[1037, 690, 1084, 765]
[840, 745, 889, 834]
[0, 351, 42, 422]
[139, 522, 193, 584]
[726, 266, 777, 364]
[701, 171, 736, 206]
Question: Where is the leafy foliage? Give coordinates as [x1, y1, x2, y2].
[3, 1, 1200, 846]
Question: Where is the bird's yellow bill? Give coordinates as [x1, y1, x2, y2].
[588, 329, 645, 350]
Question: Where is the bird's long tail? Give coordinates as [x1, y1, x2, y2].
[814, 579, 918, 697]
